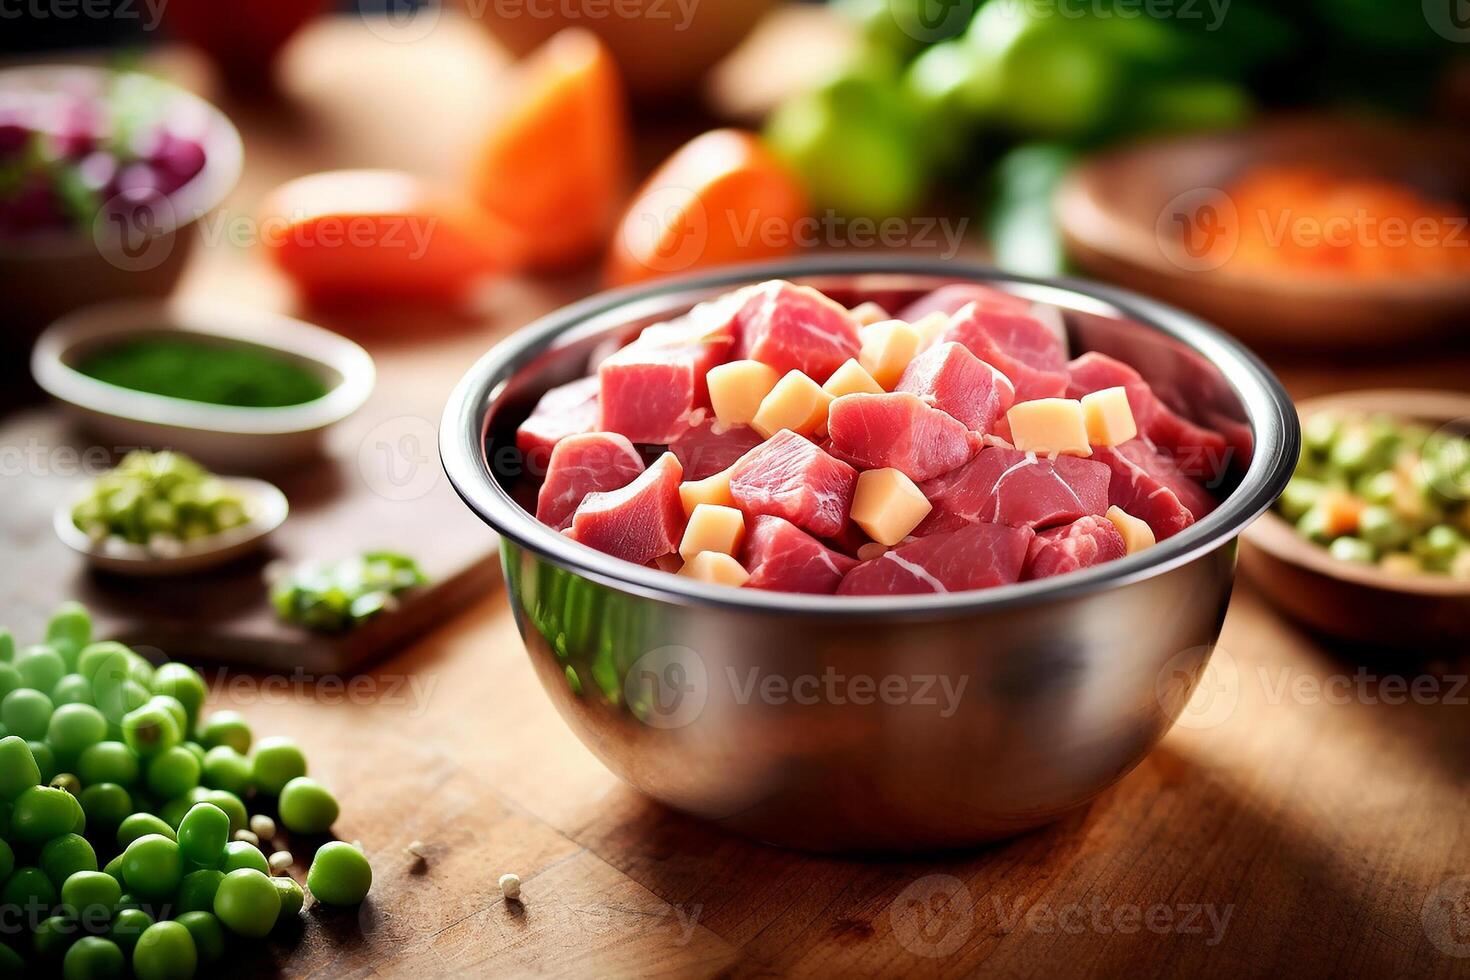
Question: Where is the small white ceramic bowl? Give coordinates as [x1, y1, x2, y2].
[55, 475, 289, 576]
[32, 299, 375, 471]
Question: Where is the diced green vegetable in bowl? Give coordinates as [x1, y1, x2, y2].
[71, 451, 248, 550]
[1276, 410, 1470, 577]
[269, 551, 427, 632]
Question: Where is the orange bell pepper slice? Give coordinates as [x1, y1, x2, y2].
[605, 128, 808, 287]
[259, 169, 522, 308]
[469, 29, 630, 272]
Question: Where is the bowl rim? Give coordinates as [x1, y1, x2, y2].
[441, 256, 1300, 618]
[0, 64, 244, 259]
[31, 298, 376, 436]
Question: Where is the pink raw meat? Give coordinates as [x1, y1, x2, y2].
[826, 392, 975, 483]
[535, 432, 646, 531]
[1066, 352, 1229, 476]
[669, 414, 763, 480]
[917, 446, 1110, 533]
[728, 429, 858, 539]
[598, 335, 728, 444]
[569, 452, 686, 564]
[1023, 515, 1126, 581]
[1092, 439, 1216, 540]
[516, 377, 600, 476]
[838, 522, 1034, 595]
[734, 280, 861, 380]
[742, 515, 858, 594]
[898, 283, 1031, 322]
[896, 342, 1016, 434]
[941, 303, 1069, 401]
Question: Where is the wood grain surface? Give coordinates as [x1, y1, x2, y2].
[3, 12, 1470, 979]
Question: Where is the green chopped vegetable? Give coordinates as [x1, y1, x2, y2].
[270, 551, 427, 632]
[71, 451, 249, 549]
[77, 338, 329, 409]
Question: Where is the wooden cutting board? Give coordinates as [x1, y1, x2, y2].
[0, 405, 502, 675]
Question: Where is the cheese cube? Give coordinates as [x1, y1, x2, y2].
[849, 302, 890, 326]
[1007, 398, 1093, 457]
[679, 504, 745, 561]
[751, 371, 833, 439]
[678, 551, 750, 587]
[849, 468, 932, 546]
[707, 359, 781, 427]
[910, 311, 949, 350]
[1081, 386, 1137, 446]
[679, 466, 735, 515]
[858, 320, 924, 390]
[823, 359, 884, 398]
[1105, 506, 1155, 554]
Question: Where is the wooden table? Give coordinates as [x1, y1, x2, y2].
[12, 13, 1470, 978]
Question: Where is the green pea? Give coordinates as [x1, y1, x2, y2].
[277, 777, 338, 834]
[48, 703, 109, 762]
[0, 839, 11, 883]
[79, 782, 132, 834]
[200, 746, 251, 795]
[2, 865, 59, 914]
[107, 906, 154, 956]
[1417, 524, 1464, 569]
[270, 874, 305, 920]
[197, 711, 251, 755]
[1277, 476, 1323, 522]
[176, 869, 225, 914]
[306, 841, 372, 906]
[181, 741, 206, 766]
[3, 688, 54, 741]
[1295, 505, 1333, 545]
[17, 644, 67, 694]
[213, 868, 280, 938]
[146, 696, 187, 737]
[121, 703, 181, 758]
[131, 920, 197, 980]
[95, 678, 150, 730]
[103, 852, 126, 887]
[177, 803, 230, 867]
[40, 833, 98, 888]
[221, 840, 269, 875]
[35, 913, 77, 962]
[0, 629, 11, 663]
[0, 662, 21, 703]
[1328, 537, 1375, 564]
[30, 739, 58, 783]
[1359, 505, 1411, 551]
[174, 911, 224, 965]
[78, 741, 139, 787]
[121, 834, 183, 900]
[63, 935, 126, 980]
[52, 674, 94, 707]
[60, 869, 122, 921]
[0, 944, 22, 978]
[145, 746, 201, 800]
[250, 737, 306, 796]
[78, 642, 132, 683]
[149, 664, 206, 729]
[192, 789, 246, 834]
[11, 784, 84, 843]
[0, 734, 41, 799]
[117, 812, 176, 848]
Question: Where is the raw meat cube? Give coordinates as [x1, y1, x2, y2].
[1091, 439, 1216, 540]
[838, 522, 1034, 595]
[670, 414, 763, 480]
[735, 280, 862, 380]
[728, 429, 858, 538]
[1066, 352, 1229, 475]
[826, 392, 975, 483]
[896, 341, 1015, 434]
[569, 452, 686, 564]
[742, 515, 858, 594]
[535, 431, 646, 531]
[898, 283, 1031, 322]
[1023, 515, 1126, 581]
[917, 446, 1110, 533]
[941, 303, 1069, 402]
[598, 340, 726, 444]
[516, 377, 600, 475]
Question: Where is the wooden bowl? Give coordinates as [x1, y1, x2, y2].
[1240, 389, 1470, 649]
[1058, 118, 1470, 350]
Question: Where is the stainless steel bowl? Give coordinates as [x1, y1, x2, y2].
[441, 258, 1298, 853]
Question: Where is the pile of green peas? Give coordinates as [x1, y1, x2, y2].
[1278, 411, 1470, 575]
[0, 603, 373, 978]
